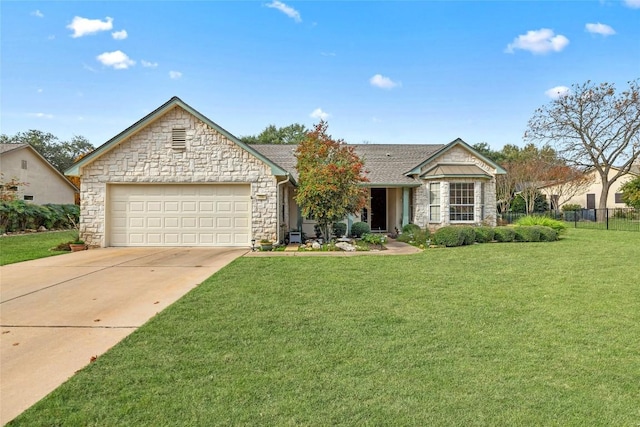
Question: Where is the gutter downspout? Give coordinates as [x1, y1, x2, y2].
[277, 173, 291, 244]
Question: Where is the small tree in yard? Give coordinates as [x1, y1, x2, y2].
[525, 80, 640, 209]
[620, 176, 640, 209]
[295, 121, 369, 240]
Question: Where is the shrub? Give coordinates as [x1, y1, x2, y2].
[493, 227, 515, 242]
[332, 222, 347, 237]
[361, 233, 386, 247]
[562, 203, 581, 212]
[433, 226, 464, 247]
[401, 223, 421, 234]
[351, 221, 370, 238]
[514, 226, 541, 242]
[474, 226, 495, 243]
[0, 201, 79, 233]
[515, 215, 567, 233]
[458, 226, 476, 245]
[536, 226, 559, 242]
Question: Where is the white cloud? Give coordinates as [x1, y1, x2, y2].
[545, 86, 570, 99]
[67, 16, 113, 38]
[369, 74, 401, 89]
[623, 0, 640, 8]
[310, 108, 329, 120]
[169, 71, 182, 79]
[96, 50, 135, 69]
[585, 23, 616, 36]
[141, 60, 158, 68]
[321, 52, 336, 57]
[29, 112, 54, 119]
[112, 29, 128, 40]
[32, 10, 44, 18]
[266, 1, 301, 22]
[505, 28, 569, 54]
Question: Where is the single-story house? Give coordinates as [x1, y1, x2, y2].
[539, 166, 639, 210]
[65, 97, 506, 247]
[0, 143, 78, 204]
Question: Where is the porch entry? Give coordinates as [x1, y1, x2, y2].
[370, 188, 387, 231]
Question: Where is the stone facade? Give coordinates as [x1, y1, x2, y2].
[79, 106, 278, 247]
[413, 146, 498, 228]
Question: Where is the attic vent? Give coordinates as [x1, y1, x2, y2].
[171, 128, 187, 150]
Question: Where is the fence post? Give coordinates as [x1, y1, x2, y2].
[606, 208, 609, 230]
[574, 210, 577, 228]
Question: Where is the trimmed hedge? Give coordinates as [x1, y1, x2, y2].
[433, 226, 476, 247]
[0, 201, 79, 233]
[474, 226, 495, 243]
[514, 226, 541, 242]
[493, 227, 515, 242]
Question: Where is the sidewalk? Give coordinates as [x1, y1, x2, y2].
[244, 239, 422, 257]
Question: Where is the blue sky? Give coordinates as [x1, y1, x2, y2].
[1, 1, 639, 150]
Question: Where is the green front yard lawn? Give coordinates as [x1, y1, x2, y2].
[0, 231, 77, 266]
[9, 229, 640, 425]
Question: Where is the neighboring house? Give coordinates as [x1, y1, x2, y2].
[0, 143, 77, 204]
[540, 166, 639, 210]
[66, 97, 505, 248]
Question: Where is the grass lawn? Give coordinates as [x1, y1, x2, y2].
[9, 229, 640, 426]
[0, 231, 77, 266]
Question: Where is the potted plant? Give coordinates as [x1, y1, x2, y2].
[260, 239, 273, 251]
[69, 237, 87, 252]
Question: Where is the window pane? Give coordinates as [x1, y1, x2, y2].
[449, 183, 474, 221]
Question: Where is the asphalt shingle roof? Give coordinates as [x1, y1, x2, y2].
[252, 144, 445, 186]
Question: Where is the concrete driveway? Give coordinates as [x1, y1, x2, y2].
[0, 247, 247, 424]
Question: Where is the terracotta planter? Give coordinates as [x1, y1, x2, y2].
[69, 243, 87, 252]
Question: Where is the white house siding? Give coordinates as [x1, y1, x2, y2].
[79, 106, 278, 247]
[413, 146, 498, 228]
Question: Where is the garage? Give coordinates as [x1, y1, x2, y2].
[108, 184, 251, 247]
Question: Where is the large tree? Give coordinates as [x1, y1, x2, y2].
[241, 123, 308, 145]
[525, 80, 640, 209]
[294, 121, 368, 239]
[0, 130, 94, 173]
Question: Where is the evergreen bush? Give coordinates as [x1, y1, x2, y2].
[433, 226, 464, 247]
[474, 226, 495, 243]
[351, 221, 370, 238]
[493, 227, 515, 242]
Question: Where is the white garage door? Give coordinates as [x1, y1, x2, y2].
[109, 184, 251, 247]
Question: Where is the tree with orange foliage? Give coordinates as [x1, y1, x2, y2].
[294, 121, 369, 240]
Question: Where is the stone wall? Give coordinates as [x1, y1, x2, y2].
[413, 146, 498, 228]
[80, 106, 278, 246]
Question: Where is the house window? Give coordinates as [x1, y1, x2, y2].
[24, 195, 34, 201]
[429, 182, 440, 222]
[21, 160, 28, 169]
[171, 128, 187, 150]
[615, 193, 623, 204]
[360, 207, 368, 223]
[449, 182, 474, 221]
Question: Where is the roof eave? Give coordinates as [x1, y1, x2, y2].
[404, 138, 507, 176]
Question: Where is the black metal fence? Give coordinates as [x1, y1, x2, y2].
[500, 208, 640, 232]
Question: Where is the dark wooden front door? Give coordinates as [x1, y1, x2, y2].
[370, 188, 387, 231]
[586, 193, 596, 209]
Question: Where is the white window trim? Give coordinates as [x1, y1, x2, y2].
[449, 182, 475, 223]
[428, 182, 441, 223]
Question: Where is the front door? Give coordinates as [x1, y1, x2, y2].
[370, 188, 387, 231]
